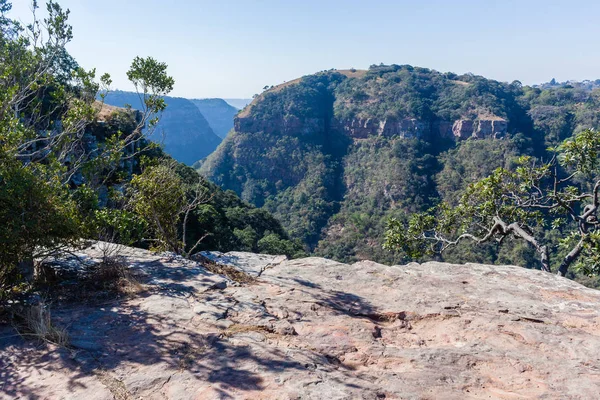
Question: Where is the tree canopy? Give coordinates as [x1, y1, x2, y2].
[384, 129, 600, 277]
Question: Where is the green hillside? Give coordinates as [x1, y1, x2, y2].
[200, 64, 600, 269]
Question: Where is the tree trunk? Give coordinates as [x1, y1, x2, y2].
[539, 245, 551, 273]
[557, 238, 585, 277]
[504, 221, 551, 272]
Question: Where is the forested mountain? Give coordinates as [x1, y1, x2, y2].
[191, 98, 238, 138]
[200, 64, 600, 271]
[103, 91, 222, 165]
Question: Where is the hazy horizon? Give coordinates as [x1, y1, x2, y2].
[10, 0, 600, 98]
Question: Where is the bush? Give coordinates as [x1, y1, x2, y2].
[0, 160, 80, 293]
[257, 233, 298, 257]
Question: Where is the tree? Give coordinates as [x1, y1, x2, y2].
[384, 129, 600, 277]
[128, 159, 211, 256]
[86, 56, 175, 187]
[0, 0, 175, 293]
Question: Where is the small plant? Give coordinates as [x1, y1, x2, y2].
[89, 255, 144, 296]
[15, 301, 69, 347]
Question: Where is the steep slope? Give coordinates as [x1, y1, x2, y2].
[200, 66, 524, 261]
[202, 72, 349, 247]
[3, 245, 600, 399]
[200, 65, 600, 268]
[191, 98, 239, 138]
[103, 91, 222, 165]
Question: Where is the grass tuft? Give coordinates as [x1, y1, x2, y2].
[15, 301, 69, 347]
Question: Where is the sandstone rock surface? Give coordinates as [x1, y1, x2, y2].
[2, 244, 600, 399]
[453, 118, 508, 140]
[341, 117, 430, 139]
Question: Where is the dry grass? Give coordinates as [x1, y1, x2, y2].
[45, 255, 145, 304]
[220, 323, 274, 338]
[338, 69, 367, 78]
[194, 254, 255, 284]
[88, 256, 145, 296]
[15, 302, 69, 347]
[94, 101, 123, 121]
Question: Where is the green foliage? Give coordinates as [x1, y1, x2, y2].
[0, 0, 87, 293]
[385, 129, 600, 277]
[127, 159, 303, 257]
[257, 233, 301, 257]
[129, 160, 189, 252]
[334, 64, 529, 128]
[0, 158, 80, 289]
[436, 139, 520, 205]
[126, 56, 174, 127]
[233, 226, 258, 252]
[202, 72, 350, 247]
[315, 137, 438, 263]
[0, 0, 304, 301]
[93, 209, 147, 246]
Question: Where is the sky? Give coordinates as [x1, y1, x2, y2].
[9, 0, 600, 98]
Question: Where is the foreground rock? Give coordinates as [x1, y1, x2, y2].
[2, 245, 600, 399]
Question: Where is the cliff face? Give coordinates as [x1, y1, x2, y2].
[337, 117, 430, 139]
[3, 244, 600, 399]
[235, 114, 508, 142]
[452, 118, 508, 139]
[334, 116, 507, 140]
[103, 91, 222, 165]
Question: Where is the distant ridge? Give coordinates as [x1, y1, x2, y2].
[200, 64, 600, 268]
[223, 98, 252, 110]
[191, 98, 239, 139]
[102, 91, 222, 165]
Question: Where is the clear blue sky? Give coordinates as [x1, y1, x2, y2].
[9, 0, 600, 98]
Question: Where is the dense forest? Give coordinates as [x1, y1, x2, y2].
[200, 65, 600, 285]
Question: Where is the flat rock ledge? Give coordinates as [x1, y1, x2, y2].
[2, 244, 600, 399]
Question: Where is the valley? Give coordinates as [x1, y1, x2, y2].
[102, 92, 250, 165]
[3, 1, 600, 398]
[199, 65, 600, 278]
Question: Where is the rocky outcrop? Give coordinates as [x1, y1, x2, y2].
[2, 244, 600, 399]
[235, 113, 507, 142]
[452, 119, 474, 139]
[453, 118, 508, 140]
[339, 117, 430, 139]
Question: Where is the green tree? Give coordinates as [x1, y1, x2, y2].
[129, 159, 210, 256]
[0, 0, 175, 294]
[257, 233, 299, 257]
[384, 129, 600, 277]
